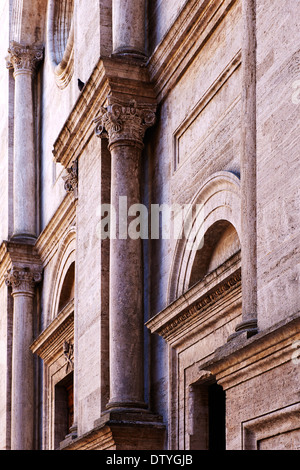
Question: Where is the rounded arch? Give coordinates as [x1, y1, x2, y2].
[47, 226, 76, 324]
[167, 171, 241, 303]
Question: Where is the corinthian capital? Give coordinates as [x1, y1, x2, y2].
[6, 41, 43, 75]
[93, 96, 156, 149]
[5, 266, 42, 295]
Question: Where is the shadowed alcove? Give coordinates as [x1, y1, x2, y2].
[189, 220, 241, 288]
[57, 261, 75, 313]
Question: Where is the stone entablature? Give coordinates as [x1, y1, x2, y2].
[52, 57, 156, 170]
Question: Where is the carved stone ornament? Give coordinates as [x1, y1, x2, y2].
[63, 159, 78, 194]
[63, 340, 74, 372]
[93, 96, 156, 148]
[6, 41, 43, 74]
[4, 266, 42, 295]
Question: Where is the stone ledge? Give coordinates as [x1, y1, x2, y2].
[60, 410, 165, 450]
[202, 313, 300, 389]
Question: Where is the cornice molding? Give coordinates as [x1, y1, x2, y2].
[52, 56, 156, 169]
[51, 0, 238, 169]
[146, 0, 238, 102]
[208, 314, 300, 390]
[146, 251, 241, 341]
[30, 299, 74, 363]
[35, 194, 76, 266]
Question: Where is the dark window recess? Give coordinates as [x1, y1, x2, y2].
[54, 372, 74, 449]
[208, 382, 226, 450]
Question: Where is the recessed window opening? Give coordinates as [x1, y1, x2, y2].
[208, 382, 226, 450]
[54, 372, 74, 449]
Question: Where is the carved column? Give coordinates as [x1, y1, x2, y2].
[6, 41, 43, 241]
[229, 0, 258, 340]
[240, 0, 258, 337]
[112, 0, 146, 58]
[5, 266, 42, 450]
[94, 97, 156, 410]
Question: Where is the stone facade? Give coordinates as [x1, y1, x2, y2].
[0, 0, 299, 451]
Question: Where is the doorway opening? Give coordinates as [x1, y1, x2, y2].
[189, 380, 226, 450]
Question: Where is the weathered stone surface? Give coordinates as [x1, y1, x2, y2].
[0, 0, 299, 452]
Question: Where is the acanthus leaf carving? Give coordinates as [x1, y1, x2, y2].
[93, 96, 156, 148]
[6, 41, 43, 75]
[5, 266, 42, 295]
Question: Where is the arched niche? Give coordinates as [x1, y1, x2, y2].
[47, 0, 74, 89]
[168, 171, 241, 303]
[57, 261, 75, 313]
[189, 220, 240, 289]
[48, 227, 76, 323]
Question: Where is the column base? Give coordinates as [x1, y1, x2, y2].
[111, 47, 147, 61]
[59, 424, 78, 450]
[60, 409, 165, 450]
[106, 400, 148, 411]
[227, 318, 258, 342]
[10, 233, 37, 243]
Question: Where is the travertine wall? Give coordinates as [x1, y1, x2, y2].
[147, 0, 243, 423]
[40, 45, 76, 230]
[256, 0, 300, 330]
[0, 0, 299, 451]
[76, 136, 108, 435]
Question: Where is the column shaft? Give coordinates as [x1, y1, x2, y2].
[94, 96, 156, 410]
[112, 0, 146, 58]
[7, 41, 43, 240]
[13, 70, 36, 239]
[238, 0, 258, 336]
[11, 292, 35, 449]
[5, 266, 42, 449]
[108, 142, 145, 408]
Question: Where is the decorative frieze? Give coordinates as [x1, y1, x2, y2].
[157, 270, 241, 339]
[94, 96, 156, 149]
[6, 41, 43, 75]
[5, 266, 42, 295]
